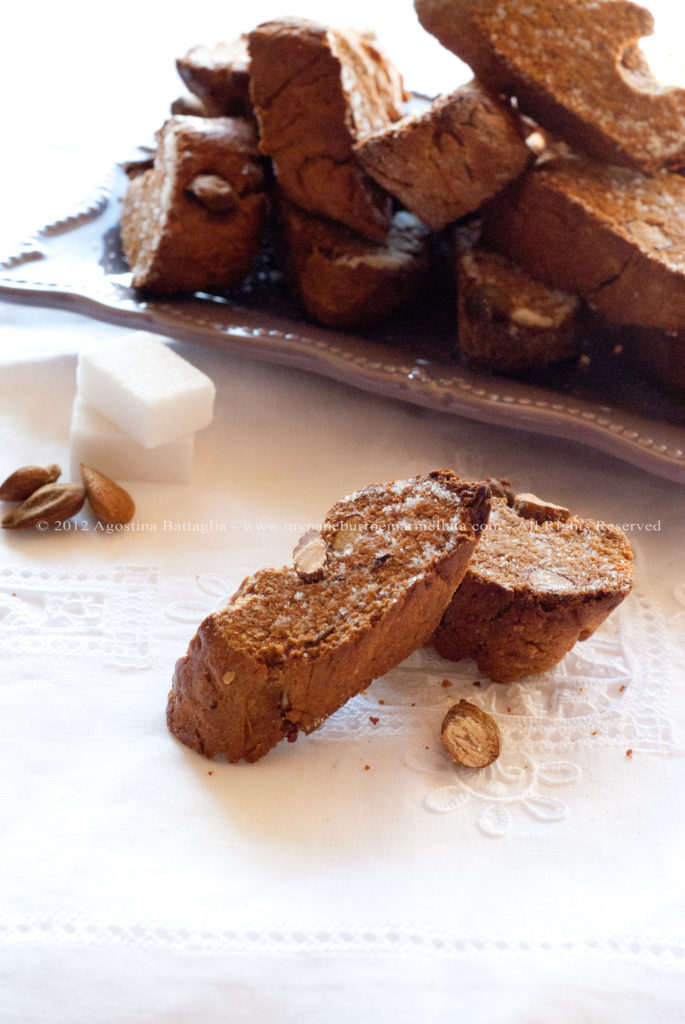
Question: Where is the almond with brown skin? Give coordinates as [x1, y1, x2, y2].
[0, 463, 61, 502]
[186, 173, 238, 213]
[293, 529, 327, 582]
[80, 464, 135, 525]
[514, 492, 571, 524]
[2, 482, 85, 530]
[440, 699, 501, 768]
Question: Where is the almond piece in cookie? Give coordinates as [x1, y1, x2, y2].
[514, 492, 571, 524]
[433, 492, 633, 683]
[293, 529, 327, 583]
[414, 0, 685, 172]
[248, 17, 405, 243]
[356, 82, 531, 231]
[167, 471, 491, 763]
[455, 225, 582, 374]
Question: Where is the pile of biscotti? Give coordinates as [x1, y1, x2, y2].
[120, 2, 685, 393]
[167, 472, 633, 763]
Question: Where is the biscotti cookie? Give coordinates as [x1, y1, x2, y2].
[414, 0, 685, 173]
[167, 471, 491, 763]
[433, 487, 633, 683]
[120, 116, 268, 295]
[355, 82, 531, 231]
[248, 17, 405, 243]
[176, 37, 253, 119]
[280, 201, 430, 328]
[455, 227, 582, 374]
[484, 154, 685, 334]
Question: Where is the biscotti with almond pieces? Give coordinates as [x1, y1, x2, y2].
[483, 153, 685, 334]
[355, 82, 532, 231]
[280, 201, 431, 328]
[248, 17, 405, 243]
[120, 116, 268, 295]
[414, 0, 685, 173]
[167, 471, 491, 763]
[433, 484, 634, 683]
[455, 226, 583, 374]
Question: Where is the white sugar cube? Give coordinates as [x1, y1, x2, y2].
[77, 331, 215, 448]
[70, 399, 194, 483]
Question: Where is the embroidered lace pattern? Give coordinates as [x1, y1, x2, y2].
[0, 563, 159, 669]
[1, 915, 684, 967]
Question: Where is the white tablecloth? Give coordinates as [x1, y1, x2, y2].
[2, 2, 685, 1021]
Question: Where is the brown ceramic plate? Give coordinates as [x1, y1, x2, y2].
[1, 162, 683, 483]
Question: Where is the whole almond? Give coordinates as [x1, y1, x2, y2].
[0, 463, 61, 502]
[2, 482, 85, 530]
[81, 464, 135, 525]
[440, 699, 501, 768]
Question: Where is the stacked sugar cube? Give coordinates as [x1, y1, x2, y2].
[70, 331, 215, 483]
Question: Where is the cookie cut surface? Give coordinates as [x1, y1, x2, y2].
[433, 494, 633, 683]
[455, 227, 582, 374]
[280, 202, 430, 328]
[167, 471, 490, 762]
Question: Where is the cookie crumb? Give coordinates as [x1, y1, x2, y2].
[369, 716, 379, 725]
[441, 679, 452, 688]
[364, 764, 371, 771]
[626, 748, 633, 758]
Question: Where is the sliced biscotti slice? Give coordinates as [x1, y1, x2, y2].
[280, 200, 430, 328]
[484, 154, 685, 334]
[455, 227, 583, 374]
[433, 488, 633, 683]
[120, 116, 268, 295]
[414, 0, 685, 173]
[248, 17, 404, 243]
[167, 471, 491, 763]
[355, 83, 531, 231]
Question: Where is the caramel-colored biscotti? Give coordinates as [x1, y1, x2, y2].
[455, 226, 582, 374]
[280, 201, 430, 328]
[414, 0, 685, 173]
[433, 485, 633, 683]
[120, 116, 268, 295]
[356, 82, 531, 231]
[167, 471, 491, 762]
[248, 17, 405, 243]
[484, 154, 685, 333]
